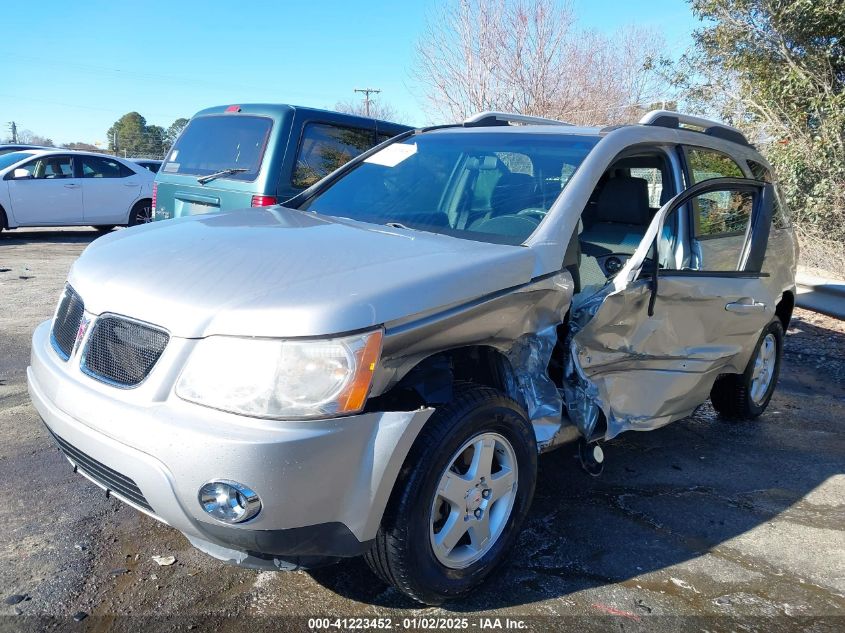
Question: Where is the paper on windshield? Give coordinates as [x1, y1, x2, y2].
[364, 143, 417, 167]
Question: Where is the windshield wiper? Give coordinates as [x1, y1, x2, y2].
[197, 167, 248, 185]
[384, 222, 416, 231]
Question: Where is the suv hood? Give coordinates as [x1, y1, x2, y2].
[69, 208, 536, 338]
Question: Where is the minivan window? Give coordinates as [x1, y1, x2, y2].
[162, 115, 272, 182]
[300, 132, 599, 246]
[292, 123, 375, 189]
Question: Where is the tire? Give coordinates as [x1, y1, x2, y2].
[94, 225, 116, 233]
[365, 383, 537, 605]
[128, 200, 152, 226]
[711, 318, 784, 420]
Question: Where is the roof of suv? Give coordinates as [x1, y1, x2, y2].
[421, 110, 752, 150]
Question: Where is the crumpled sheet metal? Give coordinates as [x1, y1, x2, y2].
[497, 272, 578, 450]
[567, 276, 768, 440]
[503, 325, 559, 421]
[502, 324, 579, 449]
[380, 270, 578, 450]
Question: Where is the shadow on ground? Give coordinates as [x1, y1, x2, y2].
[0, 228, 108, 245]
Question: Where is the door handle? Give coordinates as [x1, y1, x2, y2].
[63, 183, 80, 189]
[124, 181, 139, 187]
[725, 300, 767, 314]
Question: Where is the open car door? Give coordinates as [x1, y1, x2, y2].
[565, 178, 776, 440]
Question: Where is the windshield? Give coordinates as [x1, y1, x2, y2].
[299, 131, 598, 245]
[161, 115, 272, 182]
[0, 151, 35, 171]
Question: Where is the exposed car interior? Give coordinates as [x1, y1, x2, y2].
[299, 132, 600, 246]
[574, 153, 675, 289]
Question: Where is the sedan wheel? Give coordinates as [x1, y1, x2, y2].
[129, 202, 152, 226]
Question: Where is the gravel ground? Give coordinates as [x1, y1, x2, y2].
[1, 228, 843, 632]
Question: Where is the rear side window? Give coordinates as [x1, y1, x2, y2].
[747, 159, 790, 229]
[685, 147, 744, 183]
[629, 167, 664, 208]
[82, 156, 133, 178]
[162, 115, 272, 182]
[292, 123, 375, 189]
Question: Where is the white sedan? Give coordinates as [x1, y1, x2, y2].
[0, 149, 154, 233]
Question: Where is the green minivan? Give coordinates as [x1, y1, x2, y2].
[152, 104, 410, 221]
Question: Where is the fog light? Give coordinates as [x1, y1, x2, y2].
[198, 480, 261, 523]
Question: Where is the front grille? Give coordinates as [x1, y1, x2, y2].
[81, 316, 169, 387]
[48, 429, 154, 513]
[51, 286, 84, 360]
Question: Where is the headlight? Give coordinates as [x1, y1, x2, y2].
[176, 329, 383, 419]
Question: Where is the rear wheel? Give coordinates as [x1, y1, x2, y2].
[365, 384, 537, 605]
[128, 200, 152, 226]
[711, 318, 784, 420]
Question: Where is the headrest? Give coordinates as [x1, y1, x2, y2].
[491, 173, 541, 217]
[595, 177, 650, 225]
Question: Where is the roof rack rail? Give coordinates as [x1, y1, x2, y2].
[639, 110, 750, 146]
[464, 111, 571, 127]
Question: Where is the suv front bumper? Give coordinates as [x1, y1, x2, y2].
[27, 320, 433, 568]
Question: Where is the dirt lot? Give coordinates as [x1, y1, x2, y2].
[1, 228, 843, 632]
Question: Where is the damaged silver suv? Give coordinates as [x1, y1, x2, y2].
[28, 110, 797, 605]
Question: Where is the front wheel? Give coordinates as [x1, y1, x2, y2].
[128, 200, 152, 226]
[711, 318, 784, 419]
[365, 384, 537, 605]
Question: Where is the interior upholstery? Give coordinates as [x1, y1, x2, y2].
[593, 176, 650, 225]
[577, 175, 653, 288]
[580, 175, 651, 257]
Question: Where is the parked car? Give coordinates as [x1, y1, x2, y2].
[0, 144, 53, 155]
[152, 103, 411, 220]
[129, 158, 163, 174]
[29, 111, 797, 605]
[0, 150, 154, 232]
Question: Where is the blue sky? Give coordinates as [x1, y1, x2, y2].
[0, 0, 700, 146]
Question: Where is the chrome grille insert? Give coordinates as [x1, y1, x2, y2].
[81, 316, 169, 388]
[50, 286, 84, 361]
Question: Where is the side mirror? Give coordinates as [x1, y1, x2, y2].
[11, 168, 32, 180]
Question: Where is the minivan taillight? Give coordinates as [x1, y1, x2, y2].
[151, 182, 157, 213]
[251, 195, 277, 207]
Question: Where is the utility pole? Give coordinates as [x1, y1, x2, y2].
[353, 88, 381, 117]
[7, 121, 17, 144]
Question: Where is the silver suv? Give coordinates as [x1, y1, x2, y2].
[28, 110, 797, 605]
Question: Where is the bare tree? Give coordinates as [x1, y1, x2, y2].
[335, 99, 400, 122]
[414, 0, 667, 125]
[15, 129, 54, 146]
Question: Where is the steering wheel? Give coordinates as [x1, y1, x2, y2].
[516, 208, 548, 222]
